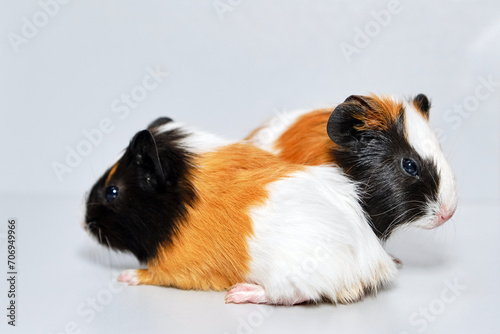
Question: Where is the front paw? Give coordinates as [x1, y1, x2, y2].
[391, 255, 403, 269]
[118, 269, 139, 285]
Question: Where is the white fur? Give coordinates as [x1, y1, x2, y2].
[106, 122, 231, 180]
[155, 121, 231, 154]
[245, 109, 316, 154]
[403, 102, 458, 228]
[245, 166, 397, 304]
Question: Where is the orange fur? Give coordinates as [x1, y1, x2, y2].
[247, 97, 403, 167]
[138, 144, 303, 291]
[274, 109, 337, 165]
[105, 163, 119, 185]
[355, 95, 403, 132]
[244, 124, 264, 141]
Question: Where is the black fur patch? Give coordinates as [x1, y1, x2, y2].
[85, 127, 196, 262]
[328, 97, 440, 239]
[413, 94, 431, 117]
[147, 117, 174, 131]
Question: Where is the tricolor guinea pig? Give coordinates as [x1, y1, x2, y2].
[246, 94, 458, 240]
[84, 118, 397, 305]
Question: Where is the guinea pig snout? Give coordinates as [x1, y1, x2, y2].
[81, 219, 88, 232]
[435, 205, 456, 227]
[85, 219, 98, 232]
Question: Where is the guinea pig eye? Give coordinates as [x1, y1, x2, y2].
[104, 186, 119, 202]
[402, 158, 419, 177]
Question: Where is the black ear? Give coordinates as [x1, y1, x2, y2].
[413, 94, 431, 118]
[128, 130, 165, 189]
[327, 95, 373, 150]
[147, 117, 173, 131]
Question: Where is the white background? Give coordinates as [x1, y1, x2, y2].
[1, 1, 499, 333]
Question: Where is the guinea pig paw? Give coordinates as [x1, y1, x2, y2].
[390, 255, 403, 269]
[118, 269, 140, 286]
[225, 283, 268, 304]
[336, 283, 366, 304]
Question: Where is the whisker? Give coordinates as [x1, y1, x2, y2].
[105, 237, 114, 269]
[370, 200, 430, 217]
[390, 210, 425, 237]
[105, 236, 112, 249]
[383, 207, 422, 238]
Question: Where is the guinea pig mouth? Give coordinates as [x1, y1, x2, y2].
[85, 221, 97, 234]
[86, 221, 105, 243]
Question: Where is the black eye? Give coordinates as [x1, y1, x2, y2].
[402, 158, 419, 177]
[105, 186, 119, 202]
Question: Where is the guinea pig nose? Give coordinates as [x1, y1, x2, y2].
[436, 206, 456, 226]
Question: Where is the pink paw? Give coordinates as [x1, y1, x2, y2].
[225, 283, 308, 305]
[118, 269, 139, 285]
[225, 283, 268, 304]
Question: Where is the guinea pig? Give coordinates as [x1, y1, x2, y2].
[245, 94, 458, 240]
[84, 118, 397, 305]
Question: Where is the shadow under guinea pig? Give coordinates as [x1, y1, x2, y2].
[384, 229, 454, 269]
[77, 241, 145, 271]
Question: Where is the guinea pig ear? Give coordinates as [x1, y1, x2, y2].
[327, 95, 373, 150]
[413, 94, 431, 119]
[129, 130, 166, 189]
[147, 117, 173, 131]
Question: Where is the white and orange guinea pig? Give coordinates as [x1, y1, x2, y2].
[84, 94, 457, 306]
[246, 94, 458, 240]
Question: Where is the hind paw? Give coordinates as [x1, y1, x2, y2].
[225, 283, 308, 305]
[336, 283, 366, 304]
[225, 283, 268, 304]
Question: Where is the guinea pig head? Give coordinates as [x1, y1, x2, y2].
[84, 129, 195, 262]
[327, 94, 458, 239]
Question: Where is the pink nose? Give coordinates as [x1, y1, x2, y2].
[436, 206, 456, 226]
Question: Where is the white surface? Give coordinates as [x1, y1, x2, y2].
[1, 0, 499, 333]
[0, 195, 498, 334]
